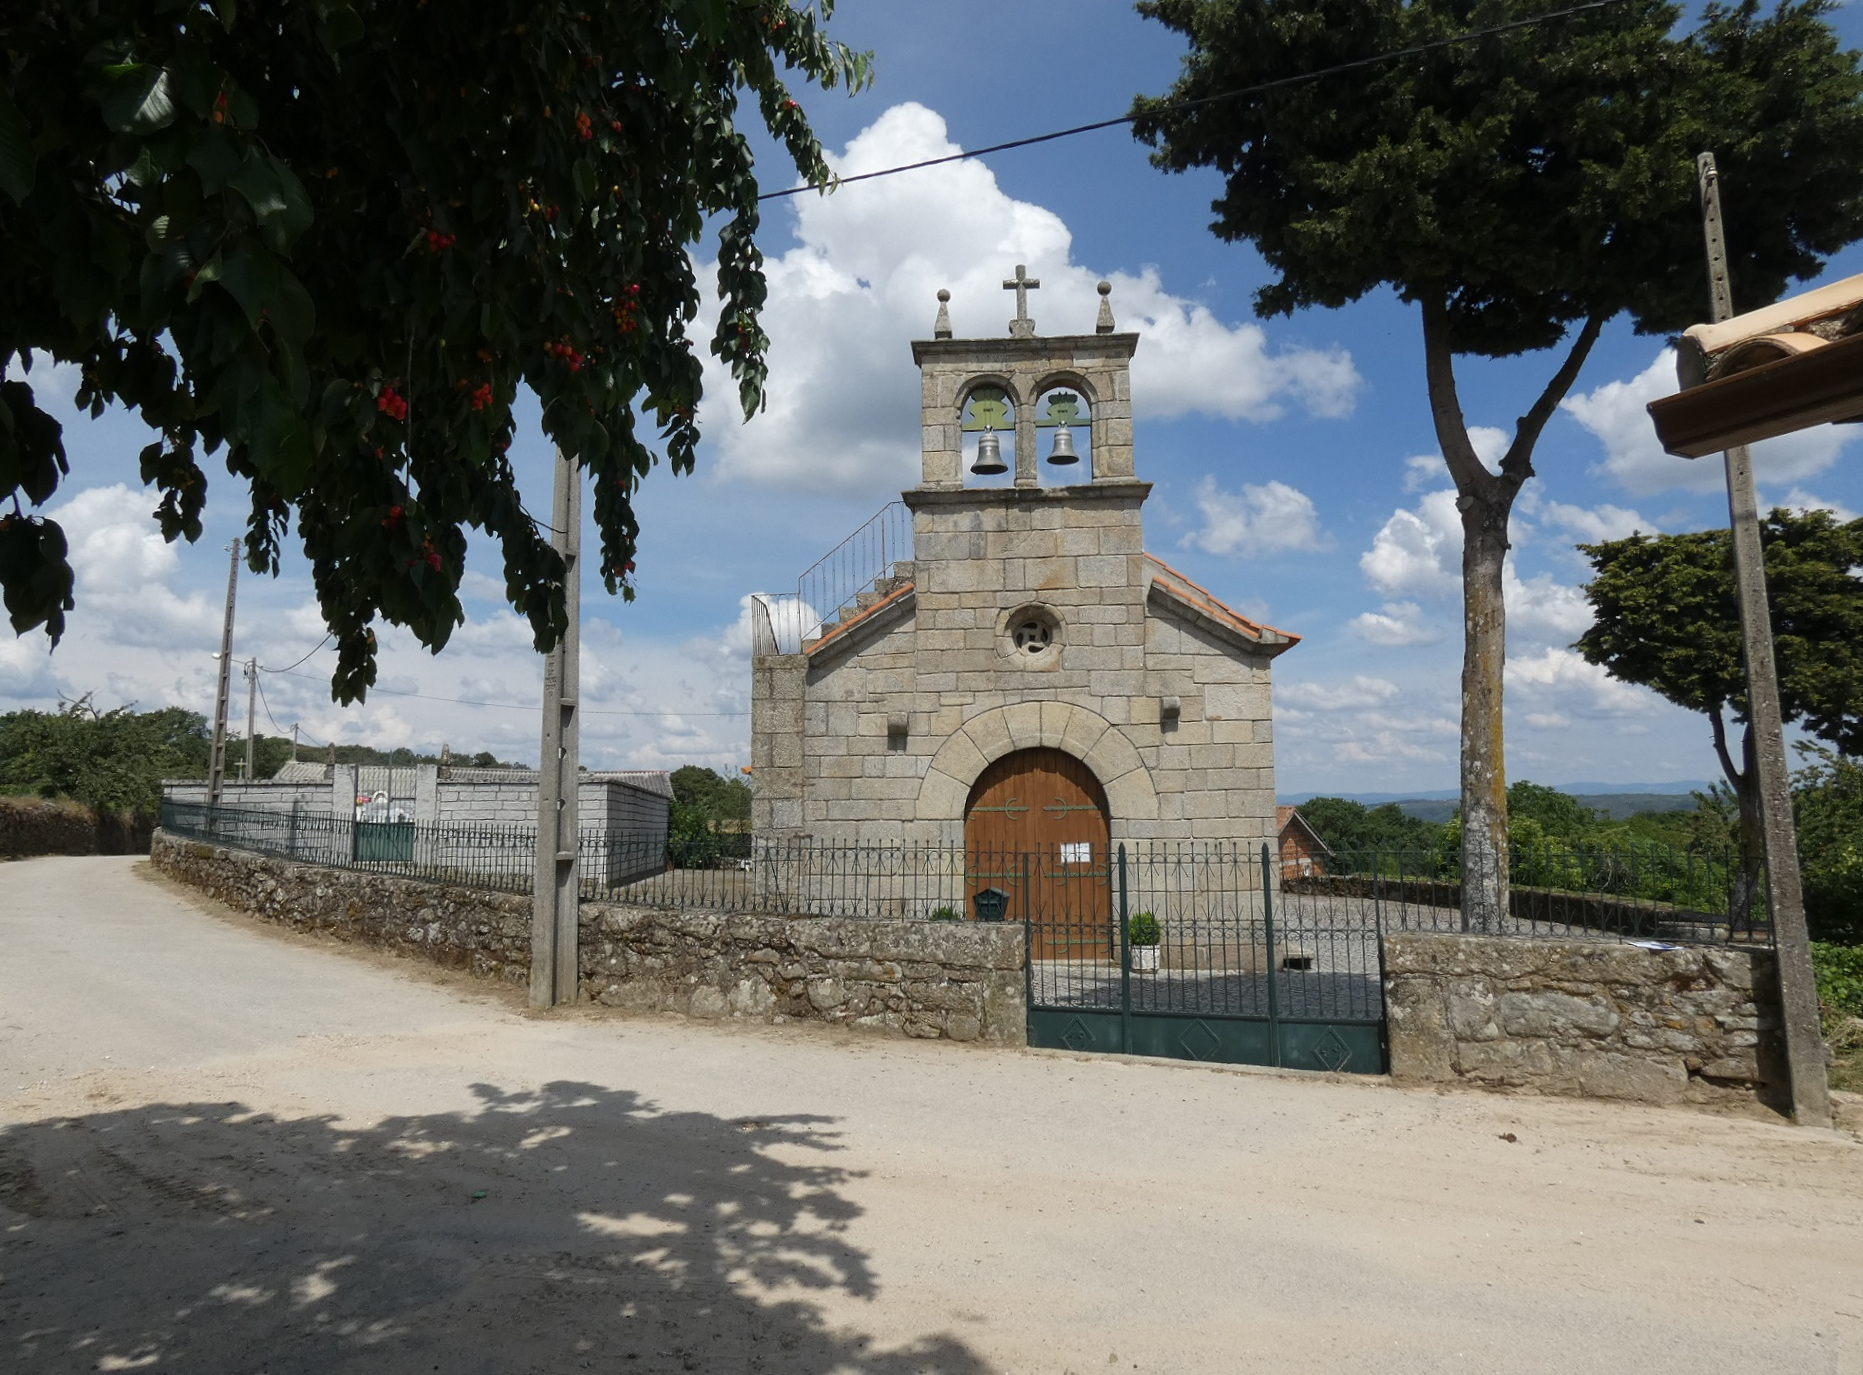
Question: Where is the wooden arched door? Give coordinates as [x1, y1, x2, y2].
[964, 748, 1111, 958]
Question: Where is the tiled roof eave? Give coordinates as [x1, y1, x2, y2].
[804, 582, 916, 659]
[1142, 554, 1299, 656]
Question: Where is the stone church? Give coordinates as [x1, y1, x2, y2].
[748, 271, 1296, 881]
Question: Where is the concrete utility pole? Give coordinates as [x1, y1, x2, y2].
[530, 447, 582, 1009]
[207, 542, 239, 809]
[243, 658, 258, 784]
[1697, 152, 1831, 1128]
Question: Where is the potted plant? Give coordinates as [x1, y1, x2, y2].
[1127, 911, 1161, 972]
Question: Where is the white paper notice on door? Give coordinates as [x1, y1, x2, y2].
[1060, 842, 1091, 864]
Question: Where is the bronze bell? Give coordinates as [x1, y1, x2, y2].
[1046, 426, 1079, 465]
[970, 431, 1007, 475]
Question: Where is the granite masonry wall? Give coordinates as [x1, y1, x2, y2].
[151, 831, 1023, 1043]
[1, 797, 99, 859]
[1383, 931, 1786, 1109]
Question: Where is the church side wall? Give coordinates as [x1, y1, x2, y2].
[1136, 611, 1278, 848]
[800, 621, 922, 843]
[750, 653, 808, 838]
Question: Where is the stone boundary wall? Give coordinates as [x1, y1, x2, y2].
[579, 907, 1023, 1042]
[150, 831, 1023, 1044]
[1383, 931, 1786, 1109]
[1, 797, 97, 859]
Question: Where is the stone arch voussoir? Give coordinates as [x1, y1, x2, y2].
[914, 702, 1158, 824]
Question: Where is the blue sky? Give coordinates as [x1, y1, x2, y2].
[6, 0, 1862, 797]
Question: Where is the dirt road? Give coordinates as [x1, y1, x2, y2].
[3, 855, 1859, 1374]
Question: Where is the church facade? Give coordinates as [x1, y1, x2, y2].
[748, 276, 1297, 870]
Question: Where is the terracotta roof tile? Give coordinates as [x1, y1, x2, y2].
[1144, 554, 1299, 646]
[804, 580, 915, 656]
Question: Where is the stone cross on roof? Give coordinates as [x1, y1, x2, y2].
[1003, 264, 1039, 338]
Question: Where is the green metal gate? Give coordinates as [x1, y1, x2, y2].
[1025, 843, 1387, 1074]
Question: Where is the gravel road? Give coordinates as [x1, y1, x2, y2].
[2, 855, 1859, 1374]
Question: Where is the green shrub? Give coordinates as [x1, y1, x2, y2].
[1811, 943, 1863, 1026]
[1127, 911, 1161, 946]
[928, 906, 961, 922]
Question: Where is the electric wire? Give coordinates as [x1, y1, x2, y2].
[267, 665, 748, 716]
[257, 634, 333, 675]
[759, 0, 1638, 202]
[204, 10, 1639, 730]
[253, 674, 328, 750]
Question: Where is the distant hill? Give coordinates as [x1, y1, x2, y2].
[1280, 784, 1713, 824]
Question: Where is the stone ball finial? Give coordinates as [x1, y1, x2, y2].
[933, 287, 953, 340]
[1095, 280, 1116, 334]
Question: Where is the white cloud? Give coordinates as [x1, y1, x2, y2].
[0, 488, 763, 773]
[1564, 350, 1853, 497]
[1504, 647, 1651, 717]
[3, 350, 82, 407]
[1348, 601, 1443, 647]
[50, 484, 220, 647]
[1278, 675, 1401, 712]
[687, 593, 824, 661]
[1504, 569, 1592, 641]
[1401, 455, 1443, 492]
[1361, 489, 1462, 598]
[1531, 499, 1653, 544]
[1358, 488, 1596, 645]
[1400, 425, 1507, 494]
[1780, 488, 1859, 523]
[1181, 477, 1332, 559]
[698, 103, 1360, 496]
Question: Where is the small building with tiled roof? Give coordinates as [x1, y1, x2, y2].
[1276, 805, 1333, 878]
[749, 277, 1298, 871]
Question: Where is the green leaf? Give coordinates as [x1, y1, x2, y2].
[268, 266, 316, 350]
[230, 154, 314, 252]
[573, 158, 597, 202]
[185, 125, 244, 196]
[216, 241, 279, 328]
[0, 85, 36, 204]
[318, 4, 364, 50]
[102, 66, 178, 135]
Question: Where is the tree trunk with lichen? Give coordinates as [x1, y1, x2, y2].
[1458, 504, 1513, 931]
[1420, 294, 1604, 933]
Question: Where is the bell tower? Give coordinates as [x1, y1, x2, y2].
[910, 273, 1138, 490]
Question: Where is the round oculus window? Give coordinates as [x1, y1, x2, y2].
[1013, 619, 1053, 654]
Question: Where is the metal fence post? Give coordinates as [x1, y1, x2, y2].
[1118, 843, 1131, 1056]
[1260, 843, 1282, 1068]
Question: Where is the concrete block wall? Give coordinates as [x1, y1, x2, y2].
[162, 780, 328, 814]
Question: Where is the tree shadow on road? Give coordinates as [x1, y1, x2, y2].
[0, 1081, 989, 1374]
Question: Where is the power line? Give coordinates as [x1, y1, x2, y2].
[267, 665, 748, 716]
[760, 0, 1637, 202]
[258, 633, 332, 675]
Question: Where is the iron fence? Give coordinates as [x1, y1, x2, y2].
[1294, 842, 1772, 945]
[158, 802, 1771, 949]
[160, 801, 660, 900]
